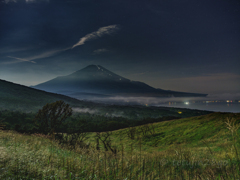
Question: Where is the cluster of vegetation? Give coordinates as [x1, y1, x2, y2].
[0, 101, 211, 135]
[0, 108, 181, 134]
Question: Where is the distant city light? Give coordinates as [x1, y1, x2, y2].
[184, 102, 189, 105]
[178, 111, 182, 114]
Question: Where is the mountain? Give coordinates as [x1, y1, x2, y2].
[0, 79, 91, 111]
[33, 65, 208, 98]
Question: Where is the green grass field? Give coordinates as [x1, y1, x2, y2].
[0, 112, 240, 179]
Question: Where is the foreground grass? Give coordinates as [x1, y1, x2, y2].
[87, 113, 240, 155]
[0, 112, 240, 179]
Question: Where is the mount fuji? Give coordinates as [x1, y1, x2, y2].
[32, 65, 208, 98]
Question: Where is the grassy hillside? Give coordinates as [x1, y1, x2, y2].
[0, 112, 240, 179]
[87, 112, 240, 154]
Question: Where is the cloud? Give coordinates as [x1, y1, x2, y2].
[105, 111, 126, 118]
[25, 49, 65, 61]
[72, 108, 99, 114]
[73, 107, 127, 118]
[93, 48, 109, 54]
[72, 25, 119, 49]
[1, 25, 119, 64]
[2, 48, 67, 65]
[6, 56, 36, 64]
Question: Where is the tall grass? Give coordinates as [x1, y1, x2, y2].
[0, 116, 240, 179]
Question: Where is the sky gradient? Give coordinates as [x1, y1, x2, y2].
[0, 0, 240, 94]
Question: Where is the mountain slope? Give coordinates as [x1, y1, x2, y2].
[0, 79, 87, 111]
[33, 65, 208, 97]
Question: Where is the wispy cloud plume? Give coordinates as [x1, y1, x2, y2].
[72, 25, 119, 49]
[3, 49, 65, 64]
[7, 56, 36, 63]
[25, 49, 64, 61]
[2, 25, 119, 65]
[93, 48, 109, 54]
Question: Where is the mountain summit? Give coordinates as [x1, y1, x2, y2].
[69, 65, 130, 82]
[33, 65, 207, 98]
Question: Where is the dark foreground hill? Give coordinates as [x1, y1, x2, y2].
[33, 65, 208, 98]
[0, 79, 87, 111]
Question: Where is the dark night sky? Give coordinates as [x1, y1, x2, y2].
[0, 0, 239, 94]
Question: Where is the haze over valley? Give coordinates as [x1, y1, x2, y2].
[29, 65, 239, 113]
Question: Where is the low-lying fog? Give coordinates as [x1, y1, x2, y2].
[74, 93, 240, 113]
[72, 107, 126, 118]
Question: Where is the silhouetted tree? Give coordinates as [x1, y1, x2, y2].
[34, 101, 72, 137]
